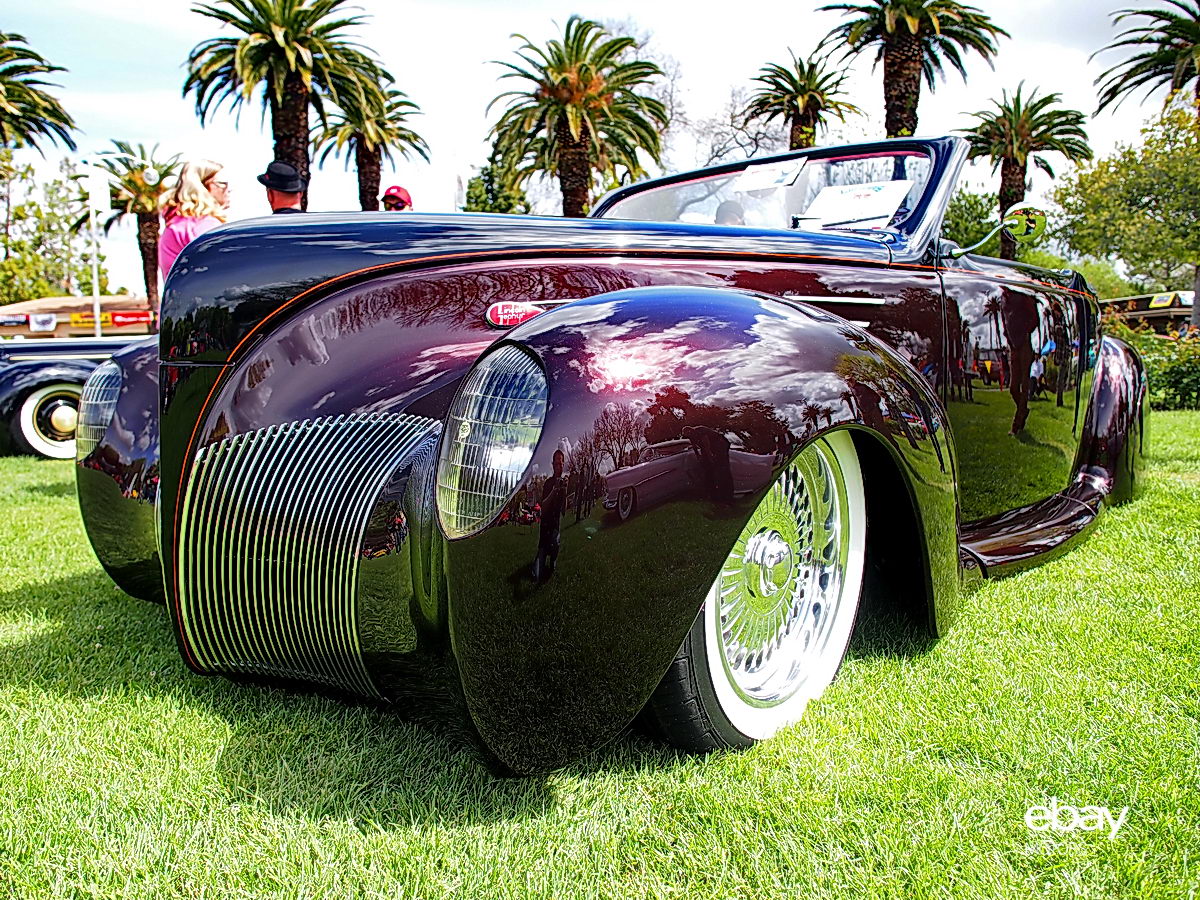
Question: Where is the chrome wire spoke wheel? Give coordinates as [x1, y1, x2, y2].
[702, 429, 865, 741]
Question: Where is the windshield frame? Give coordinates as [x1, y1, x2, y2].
[591, 137, 967, 262]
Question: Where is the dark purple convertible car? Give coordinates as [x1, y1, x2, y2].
[74, 137, 1146, 773]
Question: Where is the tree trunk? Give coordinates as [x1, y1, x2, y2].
[998, 157, 1027, 260]
[271, 71, 311, 210]
[3, 176, 10, 259]
[789, 112, 816, 150]
[356, 139, 381, 211]
[555, 118, 592, 217]
[136, 212, 160, 316]
[1192, 264, 1200, 329]
[882, 33, 923, 138]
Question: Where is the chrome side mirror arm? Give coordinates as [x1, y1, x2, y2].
[943, 205, 1049, 259]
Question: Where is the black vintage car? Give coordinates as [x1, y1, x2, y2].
[0, 335, 146, 459]
[75, 137, 1146, 774]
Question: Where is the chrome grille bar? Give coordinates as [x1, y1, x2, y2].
[177, 413, 438, 696]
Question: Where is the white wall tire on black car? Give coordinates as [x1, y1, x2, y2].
[645, 430, 866, 751]
[15, 382, 83, 460]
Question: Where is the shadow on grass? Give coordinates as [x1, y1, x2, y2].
[18, 480, 77, 499]
[0, 570, 693, 826]
[846, 607, 937, 659]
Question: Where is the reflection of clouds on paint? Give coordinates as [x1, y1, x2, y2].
[354, 340, 492, 412]
[679, 314, 846, 413]
[527, 300, 621, 334]
[313, 391, 336, 411]
[278, 317, 330, 367]
[408, 340, 494, 381]
[568, 316, 729, 393]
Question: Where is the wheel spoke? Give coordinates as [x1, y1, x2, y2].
[713, 436, 854, 707]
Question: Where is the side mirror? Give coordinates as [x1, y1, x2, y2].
[948, 205, 1049, 258]
[1001, 205, 1047, 244]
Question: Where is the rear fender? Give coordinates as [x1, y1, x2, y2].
[441, 286, 960, 772]
[1072, 336, 1147, 507]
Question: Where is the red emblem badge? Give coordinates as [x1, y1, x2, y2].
[485, 301, 543, 328]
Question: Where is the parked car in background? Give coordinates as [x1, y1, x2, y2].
[75, 136, 1146, 774]
[604, 438, 776, 520]
[0, 335, 148, 459]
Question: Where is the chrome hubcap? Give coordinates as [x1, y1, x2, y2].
[715, 438, 851, 707]
[50, 405, 78, 434]
[34, 391, 81, 444]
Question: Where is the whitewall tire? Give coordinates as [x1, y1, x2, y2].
[15, 382, 83, 460]
[644, 430, 866, 750]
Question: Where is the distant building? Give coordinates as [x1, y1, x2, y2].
[0, 295, 154, 339]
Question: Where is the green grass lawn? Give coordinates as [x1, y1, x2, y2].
[1, 414, 1198, 899]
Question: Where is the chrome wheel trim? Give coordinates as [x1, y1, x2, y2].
[703, 430, 865, 740]
[18, 383, 82, 459]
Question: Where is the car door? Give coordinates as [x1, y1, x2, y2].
[939, 255, 1088, 522]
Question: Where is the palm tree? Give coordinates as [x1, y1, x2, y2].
[489, 15, 668, 217]
[959, 84, 1092, 259]
[183, 0, 389, 209]
[820, 0, 1007, 138]
[1095, 0, 1200, 117]
[91, 142, 181, 311]
[744, 50, 862, 149]
[0, 32, 76, 152]
[315, 89, 429, 211]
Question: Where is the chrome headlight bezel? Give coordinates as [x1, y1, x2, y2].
[435, 343, 548, 539]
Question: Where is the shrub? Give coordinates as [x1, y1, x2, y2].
[1102, 313, 1200, 410]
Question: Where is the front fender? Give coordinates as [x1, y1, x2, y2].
[442, 286, 959, 773]
[0, 360, 95, 454]
[75, 339, 163, 601]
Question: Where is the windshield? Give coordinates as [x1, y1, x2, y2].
[600, 150, 932, 233]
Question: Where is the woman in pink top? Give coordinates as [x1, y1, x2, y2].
[158, 159, 230, 279]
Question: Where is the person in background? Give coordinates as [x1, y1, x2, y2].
[532, 449, 566, 583]
[257, 161, 306, 214]
[715, 199, 744, 225]
[381, 185, 412, 211]
[158, 159, 229, 279]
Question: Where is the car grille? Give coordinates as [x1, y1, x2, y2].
[175, 412, 438, 696]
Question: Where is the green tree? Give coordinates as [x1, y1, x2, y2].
[959, 84, 1092, 259]
[1052, 100, 1200, 325]
[315, 89, 428, 211]
[489, 15, 668, 217]
[183, 0, 390, 209]
[88, 142, 181, 310]
[942, 187, 1001, 256]
[464, 143, 531, 214]
[1020, 250, 1137, 300]
[744, 50, 861, 150]
[1095, 0, 1200, 116]
[0, 152, 108, 304]
[820, 0, 1006, 138]
[0, 32, 76, 153]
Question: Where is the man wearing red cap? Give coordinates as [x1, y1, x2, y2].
[381, 186, 412, 211]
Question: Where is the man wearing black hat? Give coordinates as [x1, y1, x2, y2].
[258, 161, 307, 214]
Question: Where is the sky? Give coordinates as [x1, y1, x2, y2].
[6, 0, 1170, 295]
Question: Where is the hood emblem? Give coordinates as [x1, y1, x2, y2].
[485, 301, 544, 329]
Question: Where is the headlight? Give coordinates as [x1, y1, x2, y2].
[436, 344, 547, 538]
[76, 360, 123, 459]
